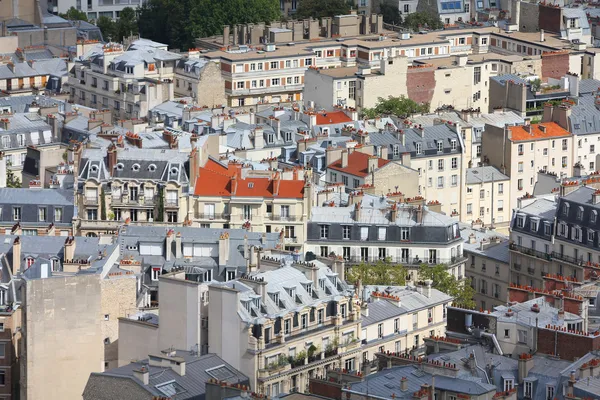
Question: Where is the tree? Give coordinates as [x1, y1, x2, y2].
[346, 259, 407, 286]
[6, 169, 21, 188]
[156, 186, 164, 222]
[295, 0, 352, 19]
[361, 95, 429, 118]
[379, 0, 402, 25]
[100, 187, 107, 221]
[61, 6, 88, 21]
[97, 16, 117, 42]
[402, 12, 443, 32]
[115, 7, 138, 43]
[418, 264, 476, 308]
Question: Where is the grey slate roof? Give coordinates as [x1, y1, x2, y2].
[460, 224, 510, 263]
[465, 166, 509, 184]
[578, 79, 600, 95]
[568, 96, 600, 136]
[86, 352, 248, 400]
[0, 188, 73, 206]
[491, 74, 528, 86]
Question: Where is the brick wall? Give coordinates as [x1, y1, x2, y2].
[406, 68, 435, 105]
[309, 379, 343, 400]
[539, 5, 562, 33]
[541, 52, 570, 80]
[537, 328, 600, 360]
[507, 288, 530, 303]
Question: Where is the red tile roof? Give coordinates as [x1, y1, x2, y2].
[327, 151, 390, 178]
[315, 111, 353, 126]
[194, 163, 305, 198]
[509, 122, 571, 142]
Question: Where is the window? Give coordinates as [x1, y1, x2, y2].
[518, 144, 524, 155]
[320, 225, 329, 239]
[451, 157, 458, 169]
[467, 204, 472, 214]
[416, 143, 422, 155]
[401, 228, 409, 240]
[504, 378, 514, 392]
[378, 323, 383, 338]
[546, 386, 554, 400]
[342, 225, 351, 240]
[394, 318, 399, 332]
[518, 179, 523, 191]
[378, 227, 386, 241]
[13, 207, 21, 221]
[344, 358, 355, 372]
[167, 211, 177, 223]
[474, 67, 481, 84]
[518, 329, 528, 344]
[151, 267, 161, 281]
[87, 209, 98, 220]
[438, 159, 444, 171]
[504, 329, 510, 338]
[437, 177, 444, 188]
[340, 304, 347, 318]
[38, 207, 46, 222]
[480, 189, 485, 199]
[317, 309, 324, 324]
[498, 200, 504, 211]
[284, 319, 291, 334]
[271, 78, 280, 86]
[437, 141, 443, 152]
[451, 175, 458, 186]
[524, 381, 533, 397]
[301, 314, 307, 329]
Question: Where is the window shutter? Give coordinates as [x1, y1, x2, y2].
[274, 317, 281, 334]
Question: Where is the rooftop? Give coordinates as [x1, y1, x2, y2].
[327, 151, 390, 177]
[509, 122, 571, 142]
[465, 166, 509, 184]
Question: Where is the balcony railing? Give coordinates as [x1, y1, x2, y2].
[509, 243, 552, 261]
[552, 252, 585, 266]
[84, 197, 98, 205]
[284, 237, 298, 244]
[528, 267, 535, 275]
[197, 213, 230, 220]
[347, 255, 466, 267]
[165, 200, 179, 208]
[513, 263, 521, 271]
[270, 214, 300, 221]
[111, 196, 156, 206]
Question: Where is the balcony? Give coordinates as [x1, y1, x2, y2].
[513, 263, 521, 271]
[84, 197, 98, 205]
[509, 243, 552, 261]
[284, 237, 298, 244]
[270, 214, 300, 221]
[111, 196, 156, 207]
[552, 252, 585, 267]
[165, 200, 179, 208]
[528, 267, 535, 275]
[197, 213, 230, 221]
[347, 255, 466, 267]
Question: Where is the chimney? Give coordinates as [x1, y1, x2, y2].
[64, 236, 76, 262]
[542, 103, 554, 123]
[368, 156, 379, 173]
[272, 172, 281, 196]
[219, 232, 230, 267]
[133, 366, 149, 385]
[12, 236, 21, 276]
[400, 376, 408, 391]
[539, 125, 547, 134]
[540, 29, 545, 42]
[175, 232, 182, 259]
[415, 206, 423, 224]
[0, 118, 10, 130]
[593, 190, 600, 205]
[518, 354, 534, 383]
[149, 354, 186, 376]
[424, 279, 432, 298]
[165, 229, 174, 261]
[554, 105, 571, 130]
[231, 175, 238, 195]
[354, 201, 361, 222]
[390, 203, 398, 222]
[401, 152, 411, 167]
[397, 130, 406, 146]
[253, 127, 264, 150]
[341, 150, 349, 168]
[567, 370, 576, 396]
[107, 143, 118, 174]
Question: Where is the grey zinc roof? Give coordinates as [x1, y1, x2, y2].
[94, 352, 248, 400]
[562, 186, 599, 208]
[562, 8, 590, 30]
[361, 285, 452, 326]
[465, 166, 509, 184]
[367, 123, 462, 156]
[0, 188, 73, 205]
[517, 197, 558, 219]
[460, 224, 510, 263]
[568, 96, 600, 135]
[491, 74, 528, 86]
[578, 79, 600, 95]
[0, 95, 63, 114]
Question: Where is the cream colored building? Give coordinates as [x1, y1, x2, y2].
[464, 166, 511, 229]
[482, 119, 573, 215]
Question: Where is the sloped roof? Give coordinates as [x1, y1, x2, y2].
[509, 122, 571, 141]
[315, 111, 353, 125]
[327, 151, 390, 177]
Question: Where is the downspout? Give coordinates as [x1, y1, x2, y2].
[481, 331, 504, 356]
[472, 349, 490, 384]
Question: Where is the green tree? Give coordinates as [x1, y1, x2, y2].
[97, 16, 117, 42]
[418, 264, 476, 308]
[402, 11, 443, 31]
[346, 259, 407, 286]
[61, 6, 88, 21]
[361, 95, 429, 118]
[156, 186, 164, 222]
[295, 0, 352, 19]
[100, 187, 107, 220]
[6, 169, 21, 188]
[115, 7, 138, 43]
[379, 0, 402, 25]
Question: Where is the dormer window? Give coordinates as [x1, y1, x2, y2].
[303, 283, 313, 297]
[132, 163, 140, 171]
[269, 292, 279, 305]
[116, 163, 124, 171]
[148, 164, 157, 172]
[451, 139, 457, 150]
[90, 165, 98, 173]
[243, 300, 251, 313]
[248, 182, 254, 188]
[577, 206, 584, 220]
[563, 202, 570, 216]
[286, 287, 296, 298]
[416, 142, 422, 155]
[437, 141, 443, 152]
[319, 278, 326, 291]
[170, 167, 179, 175]
[516, 216, 525, 228]
[392, 145, 400, 157]
[26, 257, 35, 268]
[592, 210, 598, 224]
[530, 219, 538, 232]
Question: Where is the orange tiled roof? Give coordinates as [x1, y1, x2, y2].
[327, 151, 390, 178]
[316, 111, 353, 126]
[194, 165, 304, 198]
[509, 122, 571, 142]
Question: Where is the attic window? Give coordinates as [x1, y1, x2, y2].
[90, 165, 98, 173]
[148, 164, 157, 172]
[286, 287, 296, 298]
[170, 167, 179, 175]
[269, 292, 280, 304]
[248, 182, 254, 188]
[132, 163, 140, 171]
[116, 163, 124, 171]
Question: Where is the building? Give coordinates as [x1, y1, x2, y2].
[208, 255, 355, 394]
[306, 201, 466, 281]
[462, 225, 510, 310]
[47, 0, 145, 21]
[482, 119, 573, 213]
[76, 145, 193, 236]
[303, 67, 358, 109]
[0, 187, 74, 235]
[82, 351, 249, 400]
[464, 166, 511, 228]
[191, 158, 311, 252]
[326, 149, 419, 196]
[174, 53, 226, 105]
[366, 122, 464, 216]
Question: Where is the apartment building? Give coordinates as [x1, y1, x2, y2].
[47, 0, 143, 20]
[173, 54, 226, 105]
[509, 196, 557, 289]
[191, 158, 310, 252]
[208, 256, 355, 394]
[367, 122, 464, 216]
[76, 145, 192, 236]
[0, 187, 74, 235]
[464, 166, 510, 228]
[306, 201, 466, 281]
[303, 66, 358, 109]
[462, 225, 510, 310]
[482, 119, 573, 214]
[359, 284, 452, 361]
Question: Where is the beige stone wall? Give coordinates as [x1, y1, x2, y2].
[23, 274, 104, 400]
[430, 66, 474, 111]
[196, 62, 227, 108]
[100, 276, 137, 370]
[466, 251, 510, 310]
[357, 56, 409, 110]
[372, 162, 419, 198]
[117, 319, 158, 367]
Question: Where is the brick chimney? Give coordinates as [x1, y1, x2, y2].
[11, 236, 21, 276]
[0, 118, 10, 130]
[518, 353, 534, 383]
[107, 142, 118, 174]
[219, 232, 230, 267]
[354, 201, 361, 222]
